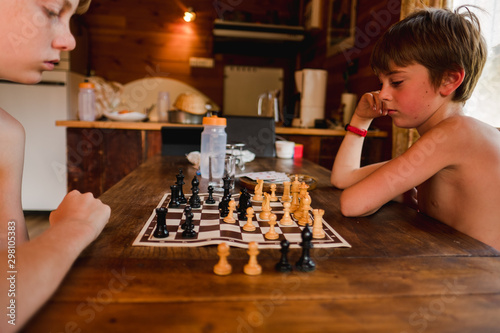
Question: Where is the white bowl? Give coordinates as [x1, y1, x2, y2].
[104, 111, 147, 122]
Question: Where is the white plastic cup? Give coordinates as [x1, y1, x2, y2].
[275, 141, 295, 159]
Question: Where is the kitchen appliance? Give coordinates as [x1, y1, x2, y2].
[257, 90, 281, 121]
[295, 69, 327, 128]
[223, 66, 283, 117]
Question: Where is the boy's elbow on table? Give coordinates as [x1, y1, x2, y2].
[339, 190, 380, 217]
[331, 174, 349, 190]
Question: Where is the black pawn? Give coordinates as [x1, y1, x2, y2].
[153, 207, 169, 238]
[205, 185, 216, 204]
[295, 225, 316, 272]
[176, 169, 187, 204]
[181, 206, 192, 230]
[275, 239, 292, 272]
[168, 185, 180, 208]
[189, 186, 201, 208]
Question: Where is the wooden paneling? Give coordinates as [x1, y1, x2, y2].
[82, 0, 302, 108]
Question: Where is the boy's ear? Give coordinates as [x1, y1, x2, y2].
[439, 68, 465, 97]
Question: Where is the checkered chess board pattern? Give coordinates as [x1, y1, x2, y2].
[133, 193, 351, 249]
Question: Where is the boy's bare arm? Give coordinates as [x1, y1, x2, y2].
[339, 122, 458, 216]
[0, 110, 28, 245]
[331, 92, 388, 189]
[0, 190, 110, 333]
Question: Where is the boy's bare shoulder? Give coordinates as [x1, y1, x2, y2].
[0, 108, 25, 160]
[426, 115, 500, 145]
[0, 107, 25, 138]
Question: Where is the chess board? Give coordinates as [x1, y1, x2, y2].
[133, 193, 351, 249]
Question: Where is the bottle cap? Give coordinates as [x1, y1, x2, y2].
[79, 81, 95, 89]
[202, 115, 226, 126]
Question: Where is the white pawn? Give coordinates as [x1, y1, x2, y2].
[243, 207, 256, 232]
[265, 214, 279, 240]
[312, 209, 325, 239]
[244, 241, 262, 275]
[213, 242, 232, 276]
[269, 184, 278, 201]
[223, 200, 236, 224]
[280, 201, 293, 226]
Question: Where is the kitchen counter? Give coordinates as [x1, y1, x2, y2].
[56, 120, 390, 197]
[55, 120, 388, 137]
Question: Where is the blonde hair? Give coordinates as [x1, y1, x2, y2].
[371, 6, 487, 103]
[76, 0, 92, 14]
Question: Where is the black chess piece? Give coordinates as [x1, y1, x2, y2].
[238, 187, 251, 220]
[182, 207, 197, 238]
[219, 200, 230, 218]
[222, 174, 232, 199]
[295, 225, 316, 272]
[189, 186, 201, 208]
[176, 169, 187, 204]
[168, 184, 180, 208]
[275, 239, 292, 273]
[181, 206, 192, 230]
[191, 175, 200, 190]
[153, 207, 169, 238]
[218, 175, 232, 216]
[189, 176, 201, 208]
[205, 185, 216, 204]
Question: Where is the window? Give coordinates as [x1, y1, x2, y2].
[452, 0, 500, 127]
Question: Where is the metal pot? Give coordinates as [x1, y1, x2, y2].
[168, 109, 206, 124]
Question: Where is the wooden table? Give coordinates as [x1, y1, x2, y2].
[24, 156, 500, 332]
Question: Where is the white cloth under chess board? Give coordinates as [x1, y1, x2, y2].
[133, 193, 351, 249]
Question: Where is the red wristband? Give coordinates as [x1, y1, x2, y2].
[344, 124, 367, 137]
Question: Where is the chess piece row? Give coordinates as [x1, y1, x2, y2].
[214, 225, 317, 276]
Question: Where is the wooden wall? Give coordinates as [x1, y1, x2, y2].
[81, 0, 301, 108]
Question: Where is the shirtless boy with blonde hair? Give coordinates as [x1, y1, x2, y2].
[331, 7, 500, 250]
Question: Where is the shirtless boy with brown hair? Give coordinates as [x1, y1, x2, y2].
[331, 7, 500, 250]
[0, 1, 110, 331]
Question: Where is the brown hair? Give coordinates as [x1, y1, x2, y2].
[76, 0, 92, 14]
[370, 6, 487, 103]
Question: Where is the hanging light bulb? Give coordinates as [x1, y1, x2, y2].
[183, 7, 196, 22]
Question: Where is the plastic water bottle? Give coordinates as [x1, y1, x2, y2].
[200, 115, 227, 179]
[78, 80, 96, 121]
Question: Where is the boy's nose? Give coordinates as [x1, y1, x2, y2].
[379, 86, 392, 101]
[52, 27, 76, 51]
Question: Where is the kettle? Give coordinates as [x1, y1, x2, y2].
[257, 90, 280, 122]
